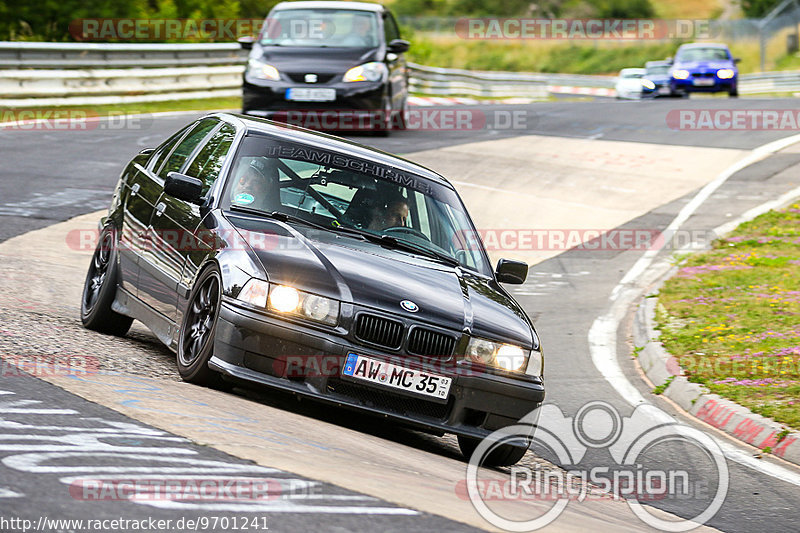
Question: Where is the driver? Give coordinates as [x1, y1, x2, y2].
[231, 159, 280, 212]
[368, 195, 409, 231]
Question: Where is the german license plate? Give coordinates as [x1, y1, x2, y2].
[692, 78, 714, 86]
[341, 353, 451, 400]
[286, 88, 336, 102]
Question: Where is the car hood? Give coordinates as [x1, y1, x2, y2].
[253, 45, 379, 75]
[673, 60, 735, 72]
[227, 215, 534, 347]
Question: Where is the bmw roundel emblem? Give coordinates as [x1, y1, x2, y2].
[400, 300, 419, 313]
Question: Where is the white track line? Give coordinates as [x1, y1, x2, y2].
[589, 132, 800, 485]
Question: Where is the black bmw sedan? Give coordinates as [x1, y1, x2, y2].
[239, 1, 410, 133]
[81, 113, 544, 465]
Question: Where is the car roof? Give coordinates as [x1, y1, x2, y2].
[272, 1, 386, 12]
[645, 60, 670, 67]
[214, 113, 454, 188]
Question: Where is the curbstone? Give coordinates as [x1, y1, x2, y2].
[634, 268, 800, 468]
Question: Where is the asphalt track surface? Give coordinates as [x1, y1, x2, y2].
[2, 97, 800, 532]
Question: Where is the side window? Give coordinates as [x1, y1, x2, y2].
[383, 13, 400, 42]
[147, 126, 191, 173]
[186, 124, 236, 195]
[157, 119, 218, 180]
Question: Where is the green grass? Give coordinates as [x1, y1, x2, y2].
[0, 96, 242, 117]
[406, 29, 800, 74]
[657, 204, 800, 429]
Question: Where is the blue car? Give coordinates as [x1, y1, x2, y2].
[669, 43, 739, 97]
[644, 60, 674, 97]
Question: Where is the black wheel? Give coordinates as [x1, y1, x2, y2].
[458, 434, 529, 467]
[177, 265, 223, 386]
[80, 227, 133, 336]
[728, 89, 738, 98]
[393, 97, 409, 131]
[373, 96, 392, 137]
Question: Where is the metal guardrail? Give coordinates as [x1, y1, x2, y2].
[406, 62, 614, 99]
[739, 70, 800, 95]
[0, 41, 244, 69]
[0, 42, 798, 107]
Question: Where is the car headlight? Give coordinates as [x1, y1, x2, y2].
[717, 68, 735, 79]
[641, 79, 656, 90]
[527, 348, 543, 376]
[465, 337, 529, 372]
[248, 59, 280, 81]
[268, 285, 339, 325]
[672, 69, 690, 80]
[238, 279, 269, 308]
[237, 280, 339, 326]
[343, 62, 387, 82]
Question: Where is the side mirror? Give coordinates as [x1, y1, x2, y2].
[495, 258, 528, 284]
[165, 172, 203, 204]
[733, 57, 741, 64]
[387, 39, 410, 54]
[238, 36, 254, 50]
[139, 148, 154, 155]
[665, 56, 673, 64]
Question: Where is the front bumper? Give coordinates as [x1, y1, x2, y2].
[211, 300, 545, 440]
[242, 77, 385, 115]
[671, 78, 736, 93]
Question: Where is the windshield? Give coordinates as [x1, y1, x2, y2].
[646, 65, 669, 76]
[676, 47, 730, 62]
[222, 135, 491, 275]
[261, 9, 379, 48]
[620, 70, 644, 78]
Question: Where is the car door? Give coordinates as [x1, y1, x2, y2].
[137, 118, 219, 321]
[382, 10, 407, 112]
[152, 122, 238, 344]
[118, 126, 192, 296]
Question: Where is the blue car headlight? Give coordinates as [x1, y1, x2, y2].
[717, 68, 735, 80]
[672, 69, 691, 80]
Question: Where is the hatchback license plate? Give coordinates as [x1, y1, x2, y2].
[341, 353, 451, 400]
[286, 88, 336, 101]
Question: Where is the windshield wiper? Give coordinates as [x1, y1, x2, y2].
[337, 228, 460, 267]
[228, 205, 334, 233]
[228, 206, 460, 267]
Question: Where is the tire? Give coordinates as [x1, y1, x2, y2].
[393, 97, 409, 131]
[80, 227, 133, 336]
[458, 434, 529, 467]
[373, 96, 392, 137]
[728, 89, 738, 98]
[176, 264, 224, 386]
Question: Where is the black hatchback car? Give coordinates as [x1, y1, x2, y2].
[81, 113, 544, 465]
[239, 1, 410, 133]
